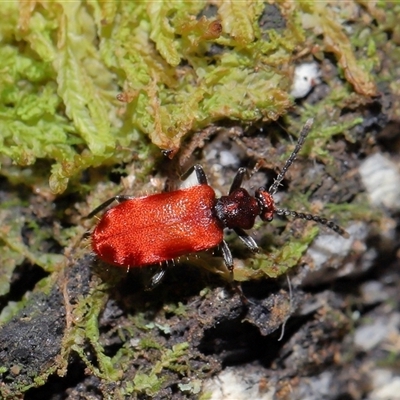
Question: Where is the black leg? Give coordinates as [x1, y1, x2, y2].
[229, 167, 247, 194]
[220, 240, 251, 305]
[193, 164, 208, 184]
[220, 240, 234, 281]
[86, 195, 134, 218]
[145, 264, 168, 290]
[180, 164, 209, 185]
[234, 228, 259, 252]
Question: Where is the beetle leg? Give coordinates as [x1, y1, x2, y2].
[145, 264, 168, 290]
[220, 240, 234, 281]
[234, 228, 259, 252]
[229, 167, 247, 194]
[220, 243, 250, 305]
[181, 164, 209, 185]
[193, 164, 208, 184]
[86, 195, 135, 218]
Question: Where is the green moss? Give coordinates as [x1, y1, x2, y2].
[60, 281, 124, 381]
[234, 225, 319, 281]
[132, 372, 164, 397]
[163, 301, 187, 317]
[1, 0, 379, 194]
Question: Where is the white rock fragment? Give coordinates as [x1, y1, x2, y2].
[202, 368, 274, 400]
[290, 62, 321, 98]
[307, 222, 367, 269]
[369, 369, 400, 400]
[359, 153, 400, 210]
[296, 222, 372, 286]
[219, 150, 239, 167]
[360, 281, 389, 305]
[354, 313, 400, 351]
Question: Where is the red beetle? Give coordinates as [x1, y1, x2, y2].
[89, 119, 348, 282]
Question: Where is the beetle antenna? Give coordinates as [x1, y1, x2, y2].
[268, 118, 314, 196]
[275, 208, 349, 238]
